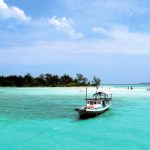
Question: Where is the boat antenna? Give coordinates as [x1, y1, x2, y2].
[86, 86, 87, 99]
[95, 86, 98, 98]
[96, 86, 98, 93]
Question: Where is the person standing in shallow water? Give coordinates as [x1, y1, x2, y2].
[147, 88, 150, 91]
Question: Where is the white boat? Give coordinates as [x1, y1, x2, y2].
[75, 89, 112, 119]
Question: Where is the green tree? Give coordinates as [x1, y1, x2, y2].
[92, 76, 101, 86]
[76, 74, 88, 86]
[45, 73, 53, 86]
[51, 75, 59, 86]
[24, 73, 34, 86]
[36, 74, 46, 86]
[60, 74, 73, 86]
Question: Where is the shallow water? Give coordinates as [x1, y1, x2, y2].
[0, 86, 150, 150]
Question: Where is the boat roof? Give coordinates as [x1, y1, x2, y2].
[93, 91, 111, 96]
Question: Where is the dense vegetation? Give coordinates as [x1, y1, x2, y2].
[0, 73, 100, 87]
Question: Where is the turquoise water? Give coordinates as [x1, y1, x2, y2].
[0, 86, 150, 150]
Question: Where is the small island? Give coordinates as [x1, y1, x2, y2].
[0, 73, 100, 87]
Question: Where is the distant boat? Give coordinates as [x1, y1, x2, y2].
[75, 88, 112, 119]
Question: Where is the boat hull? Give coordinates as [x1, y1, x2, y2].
[75, 107, 110, 119]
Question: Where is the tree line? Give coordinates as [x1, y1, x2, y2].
[0, 73, 101, 87]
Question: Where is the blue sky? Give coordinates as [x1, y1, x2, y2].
[0, 0, 150, 83]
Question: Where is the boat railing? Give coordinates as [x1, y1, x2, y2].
[93, 92, 112, 99]
[85, 98, 112, 101]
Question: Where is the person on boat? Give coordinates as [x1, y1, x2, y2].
[88, 101, 94, 108]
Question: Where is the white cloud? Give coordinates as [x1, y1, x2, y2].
[1, 27, 150, 64]
[92, 27, 108, 34]
[0, 0, 30, 21]
[1, 23, 150, 64]
[48, 16, 82, 39]
[92, 26, 150, 54]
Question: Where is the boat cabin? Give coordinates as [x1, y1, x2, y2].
[85, 91, 112, 108]
[85, 91, 112, 101]
[93, 91, 112, 100]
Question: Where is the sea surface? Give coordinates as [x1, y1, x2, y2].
[0, 85, 150, 150]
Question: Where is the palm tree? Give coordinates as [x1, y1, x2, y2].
[76, 74, 88, 86]
[60, 74, 73, 86]
[92, 76, 101, 86]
